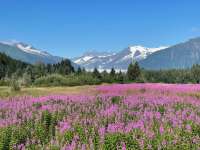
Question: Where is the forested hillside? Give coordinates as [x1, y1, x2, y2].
[1, 52, 200, 89]
[0, 53, 30, 79]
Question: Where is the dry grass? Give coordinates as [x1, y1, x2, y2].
[0, 85, 97, 98]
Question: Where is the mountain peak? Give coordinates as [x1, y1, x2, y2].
[0, 40, 65, 65]
[73, 45, 168, 71]
[15, 42, 51, 56]
[0, 40, 52, 57]
[139, 37, 200, 70]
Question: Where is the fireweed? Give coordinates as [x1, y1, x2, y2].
[0, 84, 200, 149]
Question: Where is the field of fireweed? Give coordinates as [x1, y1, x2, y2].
[1, 84, 200, 149]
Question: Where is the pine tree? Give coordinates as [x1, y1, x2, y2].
[127, 62, 141, 81]
[110, 68, 116, 82]
[93, 68, 101, 79]
[117, 70, 124, 83]
[191, 64, 200, 83]
[77, 67, 82, 75]
[110, 68, 116, 77]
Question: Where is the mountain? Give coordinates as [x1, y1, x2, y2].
[0, 41, 63, 64]
[72, 46, 167, 71]
[139, 37, 200, 70]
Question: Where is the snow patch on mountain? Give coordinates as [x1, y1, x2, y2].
[16, 43, 50, 56]
[0, 41, 51, 57]
[122, 45, 168, 61]
[72, 45, 168, 71]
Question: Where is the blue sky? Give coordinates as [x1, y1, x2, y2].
[0, 0, 200, 58]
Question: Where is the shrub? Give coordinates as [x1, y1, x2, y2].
[21, 72, 32, 87]
[0, 80, 9, 86]
[10, 80, 21, 92]
[34, 74, 67, 86]
[34, 74, 101, 87]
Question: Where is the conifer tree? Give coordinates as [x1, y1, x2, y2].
[127, 62, 141, 81]
[93, 68, 101, 79]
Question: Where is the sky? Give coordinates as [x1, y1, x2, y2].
[0, 0, 200, 58]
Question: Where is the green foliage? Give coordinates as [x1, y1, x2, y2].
[104, 133, 139, 150]
[64, 130, 74, 144]
[93, 68, 102, 79]
[192, 124, 200, 136]
[110, 68, 116, 77]
[35, 123, 48, 144]
[115, 71, 125, 83]
[21, 72, 32, 86]
[74, 125, 87, 144]
[127, 62, 141, 81]
[34, 111, 58, 145]
[158, 105, 165, 115]
[32, 102, 42, 109]
[0, 80, 9, 86]
[34, 74, 101, 87]
[34, 74, 68, 86]
[0, 53, 29, 80]
[0, 125, 31, 150]
[53, 59, 75, 75]
[10, 75, 21, 92]
[0, 127, 12, 150]
[76, 67, 82, 75]
[2, 50, 200, 86]
[191, 64, 200, 83]
[111, 96, 121, 105]
[41, 110, 52, 130]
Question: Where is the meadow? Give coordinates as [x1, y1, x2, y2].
[0, 83, 200, 149]
[0, 86, 96, 98]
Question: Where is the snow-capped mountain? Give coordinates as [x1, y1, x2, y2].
[73, 51, 116, 65]
[72, 45, 167, 71]
[0, 41, 78, 67]
[15, 42, 51, 57]
[139, 37, 200, 69]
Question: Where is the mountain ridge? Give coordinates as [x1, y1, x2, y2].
[139, 37, 200, 70]
[2, 37, 200, 71]
[72, 45, 167, 71]
[0, 41, 78, 69]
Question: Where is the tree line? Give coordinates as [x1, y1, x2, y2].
[1, 52, 200, 90]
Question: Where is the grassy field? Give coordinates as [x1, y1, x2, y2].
[0, 85, 96, 98]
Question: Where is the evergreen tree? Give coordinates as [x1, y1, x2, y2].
[82, 68, 86, 73]
[46, 64, 52, 74]
[127, 62, 141, 81]
[191, 64, 200, 83]
[77, 67, 82, 75]
[109, 68, 116, 82]
[93, 68, 101, 79]
[116, 70, 124, 83]
[110, 68, 116, 77]
[101, 70, 110, 83]
[102, 70, 108, 78]
[34, 62, 46, 78]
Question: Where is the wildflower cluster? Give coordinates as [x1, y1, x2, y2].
[0, 83, 200, 149]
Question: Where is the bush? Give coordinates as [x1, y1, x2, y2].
[0, 80, 9, 86]
[34, 74, 66, 86]
[34, 74, 101, 87]
[10, 80, 21, 92]
[21, 72, 32, 87]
